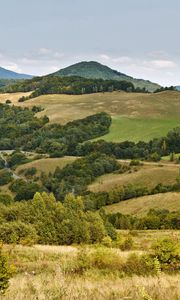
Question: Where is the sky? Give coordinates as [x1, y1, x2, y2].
[0, 0, 180, 86]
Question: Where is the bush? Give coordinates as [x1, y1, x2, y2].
[0, 245, 11, 294]
[90, 247, 122, 270]
[123, 253, 155, 276]
[0, 170, 12, 186]
[24, 167, 37, 177]
[0, 222, 38, 244]
[151, 238, 180, 264]
[120, 237, 134, 251]
[101, 236, 112, 247]
[0, 194, 14, 205]
[5, 100, 11, 104]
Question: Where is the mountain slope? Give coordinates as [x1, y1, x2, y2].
[52, 61, 161, 92]
[0, 66, 32, 79]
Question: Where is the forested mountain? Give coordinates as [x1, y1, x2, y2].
[52, 61, 161, 92]
[0, 66, 32, 79]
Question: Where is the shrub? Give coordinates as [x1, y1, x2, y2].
[0, 245, 11, 294]
[5, 100, 11, 104]
[0, 194, 14, 205]
[0, 170, 12, 186]
[101, 236, 112, 247]
[0, 222, 38, 244]
[151, 238, 180, 264]
[120, 237, 134, 251]
[123, 253, 155, 276]
[90, 247, 122, 270]
[24, 167, 37, 177]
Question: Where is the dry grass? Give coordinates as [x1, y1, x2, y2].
[1, 90, 180, 142]
[89, 164, 180, 192]
[12, 90, 180, 123]
[1, 236, 180, 300]
[16, 156, 78, 176]
[0, 92, 32, 104]
[104, 192, 180, 216]
[3, 272, 180, 300]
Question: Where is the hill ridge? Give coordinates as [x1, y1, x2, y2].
[0, 66, 32, 79]
[52, 61, 161, 92]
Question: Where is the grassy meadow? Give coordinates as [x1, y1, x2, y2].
[16, 156, 78, 176]
[104, 192, 180, 216]
[1, 90, 180, 142]
[1, 230, 180, 300]
[89, 163, 180, 192]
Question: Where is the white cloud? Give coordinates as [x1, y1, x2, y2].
[144, 59, 176, 69]
[100, 54, 131, 64]
[2, 62, 22, 73]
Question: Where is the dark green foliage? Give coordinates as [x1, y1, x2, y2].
[108, 209, 180, 230]
[7, 151, 29, 167]
[0, 170, 12, 186]
[5, 100, 11, 104]
[0, 157, 5, 169]
[24, 167, 37, 177]
[44, 153, 119, 199]
[2, 75, 138, 97]
[10, 179, 41, 201]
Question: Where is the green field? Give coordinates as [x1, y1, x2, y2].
[95, 117, 180, 142]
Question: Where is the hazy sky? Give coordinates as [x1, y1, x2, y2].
[0, 0, 180, 85]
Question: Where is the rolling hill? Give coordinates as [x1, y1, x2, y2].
[0, 90, 180, 142]
[0, 66, 32, 79]
[52, 61, 161, 92]
[104, 192, 180, 217]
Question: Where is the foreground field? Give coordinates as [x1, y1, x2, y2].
[104, 192, 180, 216]
[1, 90, 180, 142]
[2, 230, 180, 300]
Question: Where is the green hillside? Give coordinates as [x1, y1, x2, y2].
[53, 61, 161, 92]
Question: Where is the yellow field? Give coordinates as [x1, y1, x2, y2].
[0, 92, 32, 103]
[16, 156, 77, 175]
[2, 232, 180, 300]
[0, 90, 180, 124]
[104, 192, 180, 216]
[89, 163, 180, 192]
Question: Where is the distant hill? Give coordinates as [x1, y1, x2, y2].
[52, 61, 161, 92]
[0, 66, 32, 79]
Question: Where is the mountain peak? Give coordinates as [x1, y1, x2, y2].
[0, 66, 32, 79]
[52, 61, 160, 92]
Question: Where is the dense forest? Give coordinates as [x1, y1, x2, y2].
[1, 75, 148, 97]
[0, 104, 111, 154]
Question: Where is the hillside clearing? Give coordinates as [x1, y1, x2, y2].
[16, 156, 77, 175]
[104, 192, 180, 216]
[89, 164, 180, 192]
